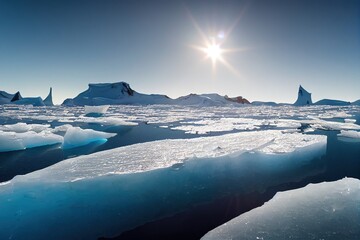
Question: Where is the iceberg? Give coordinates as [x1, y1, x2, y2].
[315, 99, 351, 106]
[62, 126, 116, 149]
[43, 87, 54, 106]
[201, 178, 360, 240]
[352, 99, 360, 105]
[0, 88, 54, 106]
[175, 93, 236, 106]
[0, 90, 14, 104]
[62, 82, 250, 107]
[294, 85, 312, 106]
[12, 97, 45, 106]
[10, 91, 23, 102]
[85, 105, 110, 116]
[62, 82, 173, 106]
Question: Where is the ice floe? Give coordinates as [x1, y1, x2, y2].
[6, 130, 327, 183]
[0, 130, 63, 152]
[202, 178, 360, 240]
[62, 126, 116, 149]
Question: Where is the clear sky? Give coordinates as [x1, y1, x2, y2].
[0, 0, 359, 104]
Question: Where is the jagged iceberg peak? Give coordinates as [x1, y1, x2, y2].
[11, 91, 23, 102]
[294, 85, 312, 106]
[43, 87, 54, 106]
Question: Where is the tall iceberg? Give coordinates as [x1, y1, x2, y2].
[294, 85, 312, 106]
[43, 87, 54, 106]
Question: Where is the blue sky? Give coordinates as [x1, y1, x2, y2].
[0, 0, 359, 104]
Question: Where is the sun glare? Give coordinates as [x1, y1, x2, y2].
[204, 43, 222, 62]
[187, 7, 249, 77]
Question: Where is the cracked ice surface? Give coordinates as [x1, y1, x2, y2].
[202, 178, 360, 240]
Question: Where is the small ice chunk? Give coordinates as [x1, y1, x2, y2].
[344, 119, 357, 123]
[337, 130, 360, 142]
[84, 105, 110, 116]
[62, 126, 116, 149]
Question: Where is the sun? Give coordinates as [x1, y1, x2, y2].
[204, 42, 222, 63]
[187, 8, 250, 76]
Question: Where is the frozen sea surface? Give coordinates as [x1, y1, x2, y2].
[0, 104, 359, 240]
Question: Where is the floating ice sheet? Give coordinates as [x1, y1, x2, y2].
[8, 130, 327, 183]
[202, 178, 360, 240]
[0, 130, 63, 152]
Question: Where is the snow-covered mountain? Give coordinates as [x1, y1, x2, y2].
[62, 82, 173, 106]
[62, 82, 250, 106]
